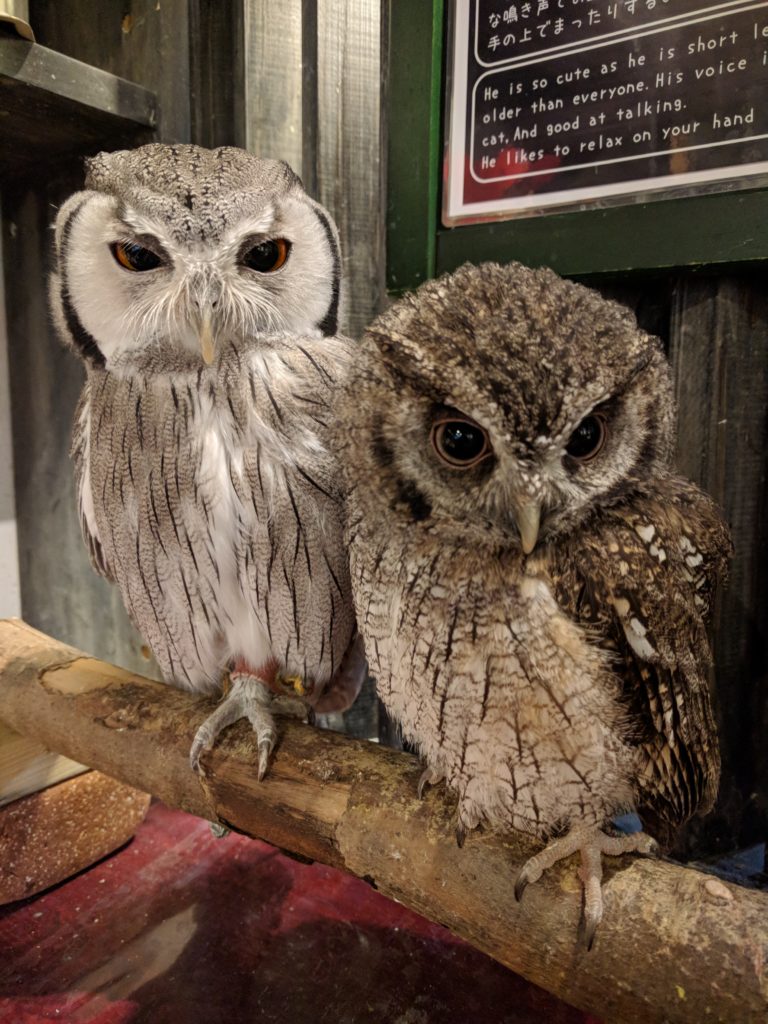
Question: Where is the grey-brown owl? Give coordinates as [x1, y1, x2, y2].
[50, 144, 364, 778]
[338, 261, 730, 944]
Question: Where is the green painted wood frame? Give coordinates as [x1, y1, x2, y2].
[386, 0, 768, 294]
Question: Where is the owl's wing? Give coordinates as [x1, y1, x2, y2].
[70, 384, 115, 582]
[550, 477, 731, 837]
[232, 337, 358, 686]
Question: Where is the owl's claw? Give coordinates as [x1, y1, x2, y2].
[190, 673, 276, 777]
[417, 767, 444, 800]
[257, 739, 273, 782]
[514, 825, 659, 948]
[455, 801, 480, 849]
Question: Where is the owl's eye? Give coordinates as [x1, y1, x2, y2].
[111, 241, 162, 272]
[566, 414, 607, 462]
[431, 416, 492, 469]
[241, 238, 291, 273]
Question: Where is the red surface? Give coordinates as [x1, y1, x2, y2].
[0, 802, 593, 1023]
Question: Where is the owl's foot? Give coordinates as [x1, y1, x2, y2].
[190, 672, 276, 780]
[417, 766, 444, 800]
[514, 826, 659, 949]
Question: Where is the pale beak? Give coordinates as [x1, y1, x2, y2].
[199, 310, 216, 365]
[514, 501, 541, 555]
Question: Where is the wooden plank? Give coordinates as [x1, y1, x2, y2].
[0, 720, 86, 807]
[242, 0, 386, 336]
[242, 0, 304, 174]
[0, 37, 155, 123]
[189, 0, 246, 148]
[0, 770, 150, 903]
[1, 617, 766, 1024]
[314, 0, 385, 337]
[0, 37, 156, 181]
[669, 274, 768, 855]
[310, 0, 386, 738]
[32, 0, 191, 142]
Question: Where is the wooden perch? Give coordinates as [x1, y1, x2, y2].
[0, 618, 765, 1023]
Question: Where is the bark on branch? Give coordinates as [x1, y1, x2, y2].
[0, 618, 765, 1023]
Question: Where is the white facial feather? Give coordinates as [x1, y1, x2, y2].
[52, 146, 343, 375]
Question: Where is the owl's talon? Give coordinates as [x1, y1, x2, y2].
[257, 738, 275, 782]
[516, 824, 658, 946]
[578, 842, 604, 949]
[583, 912, 599, 953]
[417, 767, 443, 800]
[189, 722, 217, 774]
[189, 673, 277, 778]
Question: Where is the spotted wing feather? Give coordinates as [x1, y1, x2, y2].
[549, 476, 730, 837]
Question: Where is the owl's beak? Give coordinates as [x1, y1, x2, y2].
[199, 311, 216, 365]
[514, 501, 540, 555]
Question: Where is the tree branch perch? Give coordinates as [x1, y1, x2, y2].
[0, 618, 765, 1023]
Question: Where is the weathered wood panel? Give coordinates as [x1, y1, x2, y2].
[670, 274, 768, 858]
[314, 0, 385, 338]
[189, 0, 246, 149]
[243, 0, 304, 174]
[243, 0, 385, 338]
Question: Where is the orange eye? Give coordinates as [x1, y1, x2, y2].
[431, 415, 492, 469]
[241, 238, 290, 273]
[111, 241, 162, 272]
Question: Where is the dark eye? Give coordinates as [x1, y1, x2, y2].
[431, 416, 492, 468]
[565, 414, 607, 462]
[241, 238, 290, 273]
[111, 241, 162, 272]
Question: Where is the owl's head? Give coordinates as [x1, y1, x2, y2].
[347, 262, 675, 551]
[50, 144, 341, 372]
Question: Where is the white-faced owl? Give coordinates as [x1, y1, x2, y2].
[50, 143, 364, 778]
